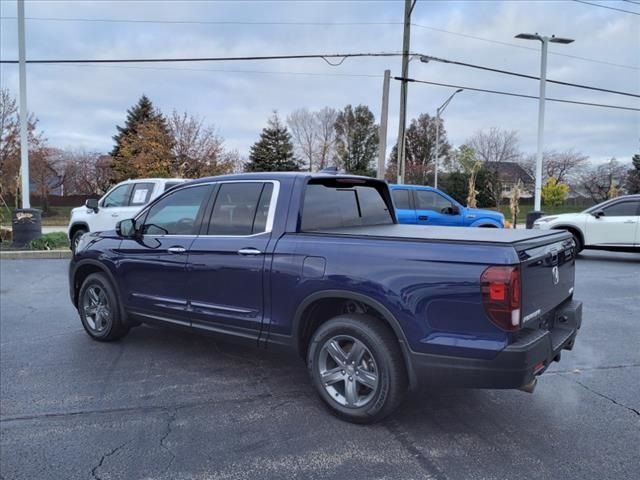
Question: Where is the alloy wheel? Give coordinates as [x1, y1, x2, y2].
[318, 335, 379, 408]
[82, 285, 111, 333]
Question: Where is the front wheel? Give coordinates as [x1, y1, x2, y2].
[71, 228, 87, 253]
[307, 314, 408, 424]
[78, 273, 129, 342]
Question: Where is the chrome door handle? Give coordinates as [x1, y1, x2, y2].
[237, 248, 262, 256]
[623, 220, 636, 224]
[168, 246, 186, 254]
[111, 213, 119, 217]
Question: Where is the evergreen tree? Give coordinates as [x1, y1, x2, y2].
[386, 113, 450, 184]
[110, 95, 173, 182]
[625, 153, 640, 194]
[334, 105, 378, 177]
[245, 112, 301, 172]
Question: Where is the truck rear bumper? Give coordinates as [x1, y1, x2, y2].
[410, 300, 582, 389]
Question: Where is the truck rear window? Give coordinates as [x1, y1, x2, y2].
[301, 181, 393, 231]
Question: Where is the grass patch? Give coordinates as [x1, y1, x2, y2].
[29, 232, 69, 250]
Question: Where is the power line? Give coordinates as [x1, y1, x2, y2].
[394, 76, 640, 112]
[1, 15, 636, 71]
[0, 16, 402, 26]
[0, 52, 404, 65]
[411, 23, 639, 71]
[38, 62, 384, 78]
[622, 0, 640, 5]
[573, 0, 640, 15]
[422, 55, 640, 98]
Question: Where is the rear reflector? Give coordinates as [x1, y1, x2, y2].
[481, 265, 522, 331]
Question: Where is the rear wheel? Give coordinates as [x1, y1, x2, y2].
[78, 273, 129, 342]
[307, 314, 408, 424]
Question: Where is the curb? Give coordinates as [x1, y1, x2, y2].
[0, 249, 71, 260]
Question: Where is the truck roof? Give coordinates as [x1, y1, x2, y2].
[186, 172, 383, 185]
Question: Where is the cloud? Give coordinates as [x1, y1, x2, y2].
[1, 0, 638, 165]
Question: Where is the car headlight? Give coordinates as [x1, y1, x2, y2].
[534, 216, 558, 224]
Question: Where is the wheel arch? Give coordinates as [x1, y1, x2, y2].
[470, 218, 501, 228]
[71, 259, 120, 309]
[292, 290, 417, 389]
[69, 222, 90, 239]
[552, 225, 585, 247]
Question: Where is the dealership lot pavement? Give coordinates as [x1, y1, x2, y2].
[1, 252, 639, 480]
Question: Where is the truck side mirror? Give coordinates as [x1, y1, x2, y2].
[116, 218, 138, 238]
[85, 198, 99, 212]
[591, 209, 605, 219]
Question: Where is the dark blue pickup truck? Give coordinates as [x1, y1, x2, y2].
[69, 172, 582, 423]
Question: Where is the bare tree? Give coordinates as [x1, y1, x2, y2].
[169, 111, 235, 178]
[521, 149, 589, 184]
[580, 158, 628, 203]
[60, 149, 112, 195]
[287, 108, 317, 171]
[30, 147, 67, 212]
[468, 128, 521, 166]
[0, 88, 44, 206]
[286, 107, 338, 172]
[315, 107, 338, 170]
[467, 128, 521, 207]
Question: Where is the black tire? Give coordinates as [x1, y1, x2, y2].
[71, 228, 88, 253]
[570, 230, 584, 254]
[307, 314, 408, 424]
[78, 273, 129, 342]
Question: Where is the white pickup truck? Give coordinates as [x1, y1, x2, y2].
[68, 178, 186, 252]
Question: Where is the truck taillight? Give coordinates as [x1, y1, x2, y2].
[481, 265, 521, 331]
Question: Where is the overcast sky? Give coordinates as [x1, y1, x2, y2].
[1, 0, 638, 166]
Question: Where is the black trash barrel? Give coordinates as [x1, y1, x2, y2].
[526, 210, 546, 229]
[11, 208, 42, 247]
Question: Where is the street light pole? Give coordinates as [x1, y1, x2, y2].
[515, 33, 574, 212]
[433, 89, 463, 189]
[17, 0, 30, 209]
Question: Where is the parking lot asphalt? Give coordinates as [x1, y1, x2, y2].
[1, 251, 639, 480]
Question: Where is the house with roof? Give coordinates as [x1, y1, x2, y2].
[495, 162, 535, 199]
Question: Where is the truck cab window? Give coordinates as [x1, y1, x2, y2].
[208, 182, 274, 236]
[141, 185, 209, 235]
[392, 189, 412, 209]
[102, 184, 132, 208]
[301, 181, 393, 231]
[415, 190, 453, 213]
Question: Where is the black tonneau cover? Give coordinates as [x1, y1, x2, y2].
[313, 224, 570, 247]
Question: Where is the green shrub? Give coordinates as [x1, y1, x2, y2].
[29, 232, 69, 250]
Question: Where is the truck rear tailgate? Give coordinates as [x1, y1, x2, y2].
[516, 233, 576, 326]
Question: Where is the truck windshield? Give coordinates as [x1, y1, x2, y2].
[301, 180, 394, 231]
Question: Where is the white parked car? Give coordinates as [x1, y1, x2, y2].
[533, 194, 640, 253]
[68, 178, 187, 252]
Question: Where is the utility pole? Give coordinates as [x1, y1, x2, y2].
[17, 0, 30, 209]
[515, 33, 574, 212]
[396, 0, 415, 184]
[378, 70, 390, 180]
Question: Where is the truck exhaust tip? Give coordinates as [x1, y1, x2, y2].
[519, 378, 537, 394]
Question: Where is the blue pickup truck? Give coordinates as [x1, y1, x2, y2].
[69, 172, 581, 423]
[390, 184, 505, 228]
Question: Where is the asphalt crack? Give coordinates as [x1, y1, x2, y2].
[563, 375, 640, 417]
[158, 408, 178, 475]
[385, 420, 448, 480]
[90, 441, 128, 480]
